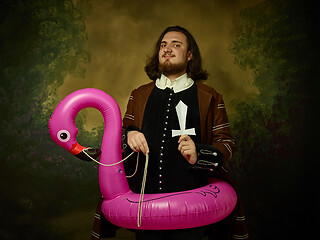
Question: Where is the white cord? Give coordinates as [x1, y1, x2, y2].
[82, 148, 149, 228]
[82, 148, 135, 167]
[83, 149, 140, 178]
[137, 152, 149, 228]
[126, 152, 140, 178]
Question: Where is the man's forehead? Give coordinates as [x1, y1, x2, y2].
[161, 31, 187, 43]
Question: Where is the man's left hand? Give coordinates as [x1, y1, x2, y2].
[178, 134, 197, 165]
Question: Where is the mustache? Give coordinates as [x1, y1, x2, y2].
[162, 52, 176, 58]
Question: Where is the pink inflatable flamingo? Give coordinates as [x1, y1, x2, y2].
[48, 88, 237, 230]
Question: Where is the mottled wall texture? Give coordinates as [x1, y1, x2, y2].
[0, 0, 318, 239]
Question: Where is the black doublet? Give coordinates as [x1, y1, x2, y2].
[128, 84, 208, 194]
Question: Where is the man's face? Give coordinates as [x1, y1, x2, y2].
[158, 31, 192, 77]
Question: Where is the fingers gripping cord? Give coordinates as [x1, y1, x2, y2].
[82, 148, 149, 228]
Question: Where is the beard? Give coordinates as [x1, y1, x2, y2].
[158, 59, 188, 77]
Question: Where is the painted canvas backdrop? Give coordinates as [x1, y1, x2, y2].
[0, 0, 318, 239]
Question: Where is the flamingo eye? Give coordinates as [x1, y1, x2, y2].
[57, 130, 70, 142]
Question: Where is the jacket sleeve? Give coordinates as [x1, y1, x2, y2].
[194, 93, 235, 169]
[211, 93, 235, 162]
[123, 90, 136, 130]
[122, 88, 142, 152]
[122, 89, 141, 175]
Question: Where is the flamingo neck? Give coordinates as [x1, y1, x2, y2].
[65, 89, 130, 199]
[99, 96, 130, 200]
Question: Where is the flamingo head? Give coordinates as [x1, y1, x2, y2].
[48, 108, 101, 162]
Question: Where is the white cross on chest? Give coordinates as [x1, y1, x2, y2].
[171, 100, 196, 137]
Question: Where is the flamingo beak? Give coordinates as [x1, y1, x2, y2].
[69, 142, 101, 162]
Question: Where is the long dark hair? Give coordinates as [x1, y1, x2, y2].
[144, 26, 208, 81]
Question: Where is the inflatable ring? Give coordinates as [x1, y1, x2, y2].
[49, 88, 237, 230]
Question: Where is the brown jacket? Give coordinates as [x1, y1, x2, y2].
[91, 81, 249, 240]
[123, 81, 235, 163]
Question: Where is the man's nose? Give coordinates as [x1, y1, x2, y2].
[164, 47, 172, 53]
[164, 45, 172, 53]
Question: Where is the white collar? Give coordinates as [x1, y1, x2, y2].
[155, 73, 194, 93]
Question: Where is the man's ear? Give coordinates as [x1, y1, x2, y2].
[187, 51, 193, 61]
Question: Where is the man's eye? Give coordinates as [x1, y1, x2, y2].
[173, 44, 180, 47]
[160, 43, 166, 48]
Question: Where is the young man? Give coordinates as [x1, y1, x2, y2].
[92, 26, 249, 240]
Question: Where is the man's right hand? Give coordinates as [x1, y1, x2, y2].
[127, 131, 149, 155]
